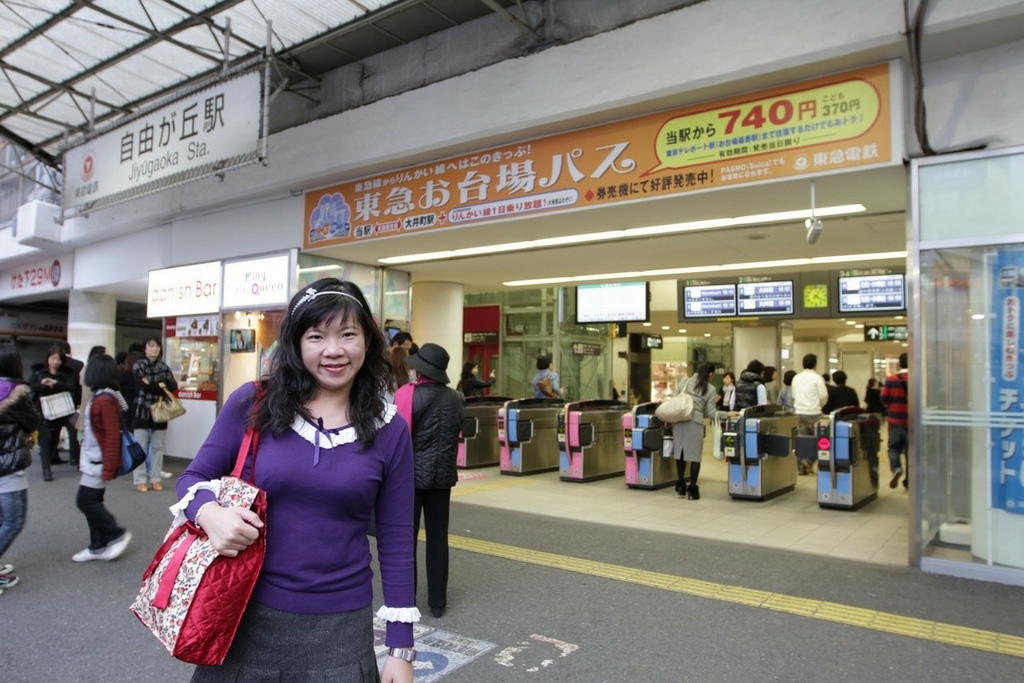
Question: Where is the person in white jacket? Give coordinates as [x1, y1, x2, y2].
[790, 354, 828, 475]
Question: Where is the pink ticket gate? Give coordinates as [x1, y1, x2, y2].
[559, 400, 631, 483]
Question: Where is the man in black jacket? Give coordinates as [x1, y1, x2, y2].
[403, 343, 465, 619]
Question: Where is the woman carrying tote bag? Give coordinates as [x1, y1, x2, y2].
[131, 338, 177, 493]
[670, 362, 724, 500]
[30, 344, 80, 481]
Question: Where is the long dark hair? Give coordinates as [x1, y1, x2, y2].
[692, 362, 716, 395]
[252, 278, 389, 446]
[0, 343, 24, 379]
[388, 346, 410, 392]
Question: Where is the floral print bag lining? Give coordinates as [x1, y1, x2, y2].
[130, 428, 266, 666]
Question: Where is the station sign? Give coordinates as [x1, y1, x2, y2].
[864, 325, 908, 341]
[63, 70, 264, 218]
[571, 342, 603, 356]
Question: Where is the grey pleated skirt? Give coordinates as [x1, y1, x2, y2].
[190, 603, 380, 683]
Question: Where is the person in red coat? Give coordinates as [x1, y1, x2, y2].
[72, 354, 132, 562]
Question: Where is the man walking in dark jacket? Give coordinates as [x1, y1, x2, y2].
[395, 343, 465, 618]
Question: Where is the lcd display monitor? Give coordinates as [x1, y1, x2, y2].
[838, 274, 906, 313]
[575, 281, 650, 324]
[682, 284, 737, 318]
[737, 280, 794, 315]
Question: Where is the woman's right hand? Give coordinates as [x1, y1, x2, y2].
[197, 504, 264, 557]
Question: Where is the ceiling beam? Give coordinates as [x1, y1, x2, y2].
[0, 122, 59, 168]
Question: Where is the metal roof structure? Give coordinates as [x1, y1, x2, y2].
[0, 0, 522, 169]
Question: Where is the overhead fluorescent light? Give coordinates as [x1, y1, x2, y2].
[503, 251, 908, 287]
[377, 204, 866, 265]
[296, 264, 342, 273]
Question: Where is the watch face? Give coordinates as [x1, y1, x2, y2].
[803, 283, 828, 309]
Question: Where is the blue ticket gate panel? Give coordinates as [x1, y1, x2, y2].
[559, 400, 631, 483]
[458, 396, 514, 469]
[623, 403, 675, 490]
[722, 404, 798, 501]
[795, 407, 879, 510]
[498, 398, 565, 475]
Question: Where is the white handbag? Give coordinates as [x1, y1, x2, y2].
[40, 391, 76, 420]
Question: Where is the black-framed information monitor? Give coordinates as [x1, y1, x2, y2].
[576, 281, 650, 323]
[837, 273, 906, 313]
[682, 283, 737, 319]
[737, 280, 794, 315]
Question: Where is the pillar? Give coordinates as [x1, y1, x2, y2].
[67, 290, 117, 363]
[409, 281, 464, 386]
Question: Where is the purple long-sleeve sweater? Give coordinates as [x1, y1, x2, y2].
[177, 383, 417, 647]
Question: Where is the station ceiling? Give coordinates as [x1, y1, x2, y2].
[1, 1, 911, 346]
[0, 0, 519, 165]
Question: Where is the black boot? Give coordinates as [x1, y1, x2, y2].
[40, 455, 53, 482]
[687, 483, 700, 500]
[675, 460, 687, 495]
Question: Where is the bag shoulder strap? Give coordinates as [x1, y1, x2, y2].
[231, 381, 264, 481]
[230, 428, 258, 480]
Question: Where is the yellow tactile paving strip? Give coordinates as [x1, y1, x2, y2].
[440, 534, 1024, 659]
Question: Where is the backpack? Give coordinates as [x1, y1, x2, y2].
[537, 374, 558, 398]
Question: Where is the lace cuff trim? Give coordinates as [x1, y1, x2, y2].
[376, 605, 421, 623]
[168, 479, 222, 527]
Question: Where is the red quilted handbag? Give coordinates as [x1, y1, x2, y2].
[130, 428, 266, 665]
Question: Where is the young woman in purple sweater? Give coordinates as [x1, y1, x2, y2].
[175, 278, 418, 682]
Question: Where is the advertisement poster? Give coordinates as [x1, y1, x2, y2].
[992, 248, 1024, 514]
[304, 62, 899, 249]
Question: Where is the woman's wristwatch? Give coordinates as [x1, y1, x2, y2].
[388, 647, 417, 662]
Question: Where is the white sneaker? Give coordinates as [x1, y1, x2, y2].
[0, 563, 13, 576]
[72, 547, 105, 562]
[161, 471, 172, 479]
[98, 531, 132, 561]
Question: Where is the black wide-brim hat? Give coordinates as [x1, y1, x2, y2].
[405, 342, 450, 384]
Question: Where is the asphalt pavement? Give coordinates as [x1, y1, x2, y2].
[3, 455, 1023, 682]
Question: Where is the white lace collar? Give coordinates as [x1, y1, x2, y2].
[289, 403, 398, 448]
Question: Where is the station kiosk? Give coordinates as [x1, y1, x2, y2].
[559, 400, 632, 483]
[722, 404, 799, 501]
[457, 396, 514, 468]
[623, 402, 675, 490]
[498, 398, 565, 475]
[795, 407, 879, 510]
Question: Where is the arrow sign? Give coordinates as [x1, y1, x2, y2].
[866, 326, 884, 340]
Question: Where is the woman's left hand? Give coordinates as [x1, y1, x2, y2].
[381, 656, 413, 683]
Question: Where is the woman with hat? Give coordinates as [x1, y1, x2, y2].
[393, 343, 465, 619]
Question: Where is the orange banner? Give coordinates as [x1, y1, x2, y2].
[304, 62, 896, 248]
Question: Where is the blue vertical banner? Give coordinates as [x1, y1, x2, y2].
[992, 248, 1024, 514]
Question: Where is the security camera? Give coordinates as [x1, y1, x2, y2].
[805, 216, 822, 245]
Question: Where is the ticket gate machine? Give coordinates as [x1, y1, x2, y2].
[722, 404, 798, 501]
[498, 398, 565, 475]
[795, 407, 879, 510]
[623, 403, 675, 490]
[457, 396, 513, 469]
[559, 400, 632, 482]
